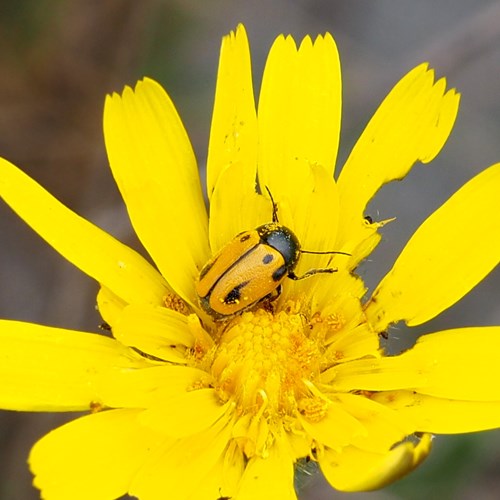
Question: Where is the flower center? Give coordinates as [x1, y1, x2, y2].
[211, 308, 323, 417]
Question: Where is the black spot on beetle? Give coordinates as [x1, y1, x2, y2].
[240, 234, 251, 242]
[262, 253, 274, 265]
[223, 281, 250, 304]
[272, 265, 287, 282]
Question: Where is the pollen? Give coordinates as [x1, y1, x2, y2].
[211, 308, 325, 419]
[163, 293, 190, 315]
[297, 396, 329, 423]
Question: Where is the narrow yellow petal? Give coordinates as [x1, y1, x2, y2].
[0, 158, 168, 306]
[30, 409, 163, 500]
[94, 365, 209, 409]
[187, 441, 244, 500]
[337, 393, 415, 453]
[337, 64, 460, 263]
[374, 390, 500, 433]
[104, 78, 210, 306]
[206, 24, 258, 201]
[269, 164, 343, 308]
[328, 356, 426, 392]
[331, 327, 500, 402]
[286, 164, 341, 275]
[112, 304, 194, 363]
[366, 163, 500, 330]
[310, 269, 367, 318]
[324, 324, 380, 364]
[258, 32, 341, 180]
[236, 437, 297, 500]
[208, 160, 269, 255]
[257, 32, 342, 257]
[298, 400, 365, 451]
[96, 285, 127, 326]
[0, 320, 147, 411]
[331, 324, 500, 406]
[140, 388, 229, 437]
[393, 327, 500, 400]
[311, 273, 378, 362]
[129, 416, 232, 500]
[320, 434, 432, 492]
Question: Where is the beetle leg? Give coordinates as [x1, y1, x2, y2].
[288, 268, 338, 280]
[266, 284, 282, 301]
[260, 285, 281, 313]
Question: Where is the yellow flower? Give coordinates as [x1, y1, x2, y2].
[0, 24, 499, 500]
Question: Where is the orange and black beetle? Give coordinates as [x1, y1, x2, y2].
[196, 189, 348, 319]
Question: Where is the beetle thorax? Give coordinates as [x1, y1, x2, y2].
[257, 222, 300, 270]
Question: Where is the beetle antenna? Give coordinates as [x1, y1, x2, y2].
[300, 249, 351, 256]
[264, 185, 279, 223]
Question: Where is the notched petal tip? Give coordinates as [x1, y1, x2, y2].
[207, 21, 257, 203]
[229, 23, 248, 40]
[298, 34, 313, 51]
[336, 59, 460, 264]
[104, 70, 209, 306]
[272, 33, 297, 52]
[257, 24, 342, 234]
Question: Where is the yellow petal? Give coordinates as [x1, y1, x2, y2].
[331, 326, 500, 402]
[231, 413, 270, 458]
[374, 390, 500, 433]
[311, 274, 378, 362]
[94, 364, 209, 409]
[96, 285, 127, 326]
[206, 24, 258, 201]
[112, 304, 194, 363]
[324, 324, 380, 364]
[328, 355, 426, 392]
[188, 440, 244, 500]
[336, 393, 414, 453]
[258, 32, 341, 180]
[268, 164, 344, 308]
[208, 160, 269, 255]
[366, 163, 500, 329]
[0, 320, 147, 411]
[236, 436, 297, 500]
[309, 269, 367, 324]
[298, 399, 365, 451]
[104, 78, 210, 306]
[0, 157, 168, 306]
[285, 164, 341, 274]
[257, 33, 342, 258]
[140, 388, 230, 437]
[30, 409, 163, 500]
[129, 416, 232, 500]
[337, 64, 460, 263]
[320, 433, 432, 492]
[393, 327, 500, 400]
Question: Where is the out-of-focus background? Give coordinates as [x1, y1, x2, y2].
[0, 1, 499, 499]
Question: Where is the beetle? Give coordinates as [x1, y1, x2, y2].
[196, 188, 349, 319]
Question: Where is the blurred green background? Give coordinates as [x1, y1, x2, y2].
[0, 1, 499, 499]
